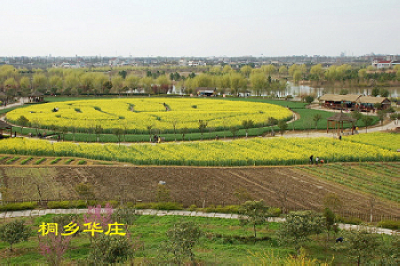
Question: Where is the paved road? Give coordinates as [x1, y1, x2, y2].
[0, 98, 25, 110]
[1, 208, 397, 235]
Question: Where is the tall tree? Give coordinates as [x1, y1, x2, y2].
[32, 73, 48, 93]
[239, 200, 270, 239]
[111, 76, 124, 96]
[250, 72, 267, 96]
[230, 73, 247, 96]
[279, 65, 288, 78]
[240, 65, 252, 78]
[125, 74, 140, 93]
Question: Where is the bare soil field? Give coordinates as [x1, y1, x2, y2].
[0, 164, 398, 221]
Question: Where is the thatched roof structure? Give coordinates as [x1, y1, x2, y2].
[30, 91, 44, 97]
[357, 96, 390, 104]
[319, 94, 361, 102]
[327, 112, 356, 122]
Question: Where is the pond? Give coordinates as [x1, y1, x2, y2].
[287, 82, 399, 98]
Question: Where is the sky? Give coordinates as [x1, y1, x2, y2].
[0, 0, 399, 57]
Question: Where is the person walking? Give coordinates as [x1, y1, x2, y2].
[316, 157, 319, 166]
[309, 155, 313, 165]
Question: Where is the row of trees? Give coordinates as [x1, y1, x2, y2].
[1, 63, 399, 99]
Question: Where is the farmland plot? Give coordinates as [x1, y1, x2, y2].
[0, 164, 398, 221]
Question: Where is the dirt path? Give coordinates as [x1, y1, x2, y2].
[0, 98, 24, 110]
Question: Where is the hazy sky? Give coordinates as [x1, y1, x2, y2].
[1, 0, 399, 57]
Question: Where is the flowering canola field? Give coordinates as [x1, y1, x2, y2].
[6, 98, 292, 133]
[0, 133, 398, 166]
[344, 132, 400, 152]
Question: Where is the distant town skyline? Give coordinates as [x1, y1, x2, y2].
[1, 0, 399, 57]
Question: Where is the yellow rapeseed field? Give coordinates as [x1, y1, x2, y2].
[6, 98, 292, 133]
[0, 133, 398, 166]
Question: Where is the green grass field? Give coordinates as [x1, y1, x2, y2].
[1, 213, 398, 264]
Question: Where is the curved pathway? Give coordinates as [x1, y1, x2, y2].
[1, 208, 397, 235]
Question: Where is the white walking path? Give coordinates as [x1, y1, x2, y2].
[1, 208, 397, 235]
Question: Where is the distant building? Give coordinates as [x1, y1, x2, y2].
[319, 94, 391, 112]
[372, 60, 397, 69]
[196, 87, 216, 97]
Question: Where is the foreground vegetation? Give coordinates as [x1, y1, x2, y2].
[0, 133, 398, 166]
[1, 206, 398, 264]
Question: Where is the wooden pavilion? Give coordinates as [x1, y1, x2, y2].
[326, 112, 356, 135]
[0, 120, 12, 138]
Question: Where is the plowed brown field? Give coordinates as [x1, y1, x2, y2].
[1, 165, 398, 221]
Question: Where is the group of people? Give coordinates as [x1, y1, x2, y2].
[309, 155, 324, 165]
[153, 135, 161, 143]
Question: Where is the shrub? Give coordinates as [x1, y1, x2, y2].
[269, 207, 282, 217]
[70, 200, 87, 209]
[0, 202, 37, 211]
[215, 205, 240, 214]
[188, 204, 197, 211]
[104, 200, 119, 208]
[377, 220, 400, 230]
[87, 200, 99, 206]
[47, 201, 71, 209]
[151, 202, 183, 210]
[0, 219, 31, 250]
[126, 202, 135, 208]
[134, 202, 153, 209]
[78, 160, 87, 165]
[163, 221, 201, 264]
[88, 235, 134, 264]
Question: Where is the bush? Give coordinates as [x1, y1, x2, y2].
[151, 202, 183, 210]
[70, 200, 87, 209]
[104, 200, 119, 208]
[215, 205, 240, 214]
[188, 204, 197, 211]
[78, 160, 87, 165]
[269, 207, 282, 217]
[377, 220, 400, 230]
[125, 202, 135, 208]
[0, 219, 31, 250]
[0, 202, 37, 211]
[87, 200, 99, 206]
[47, 201, 71, 209]
[134, 202, 152, 209]
[88, 234, 134, 264]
